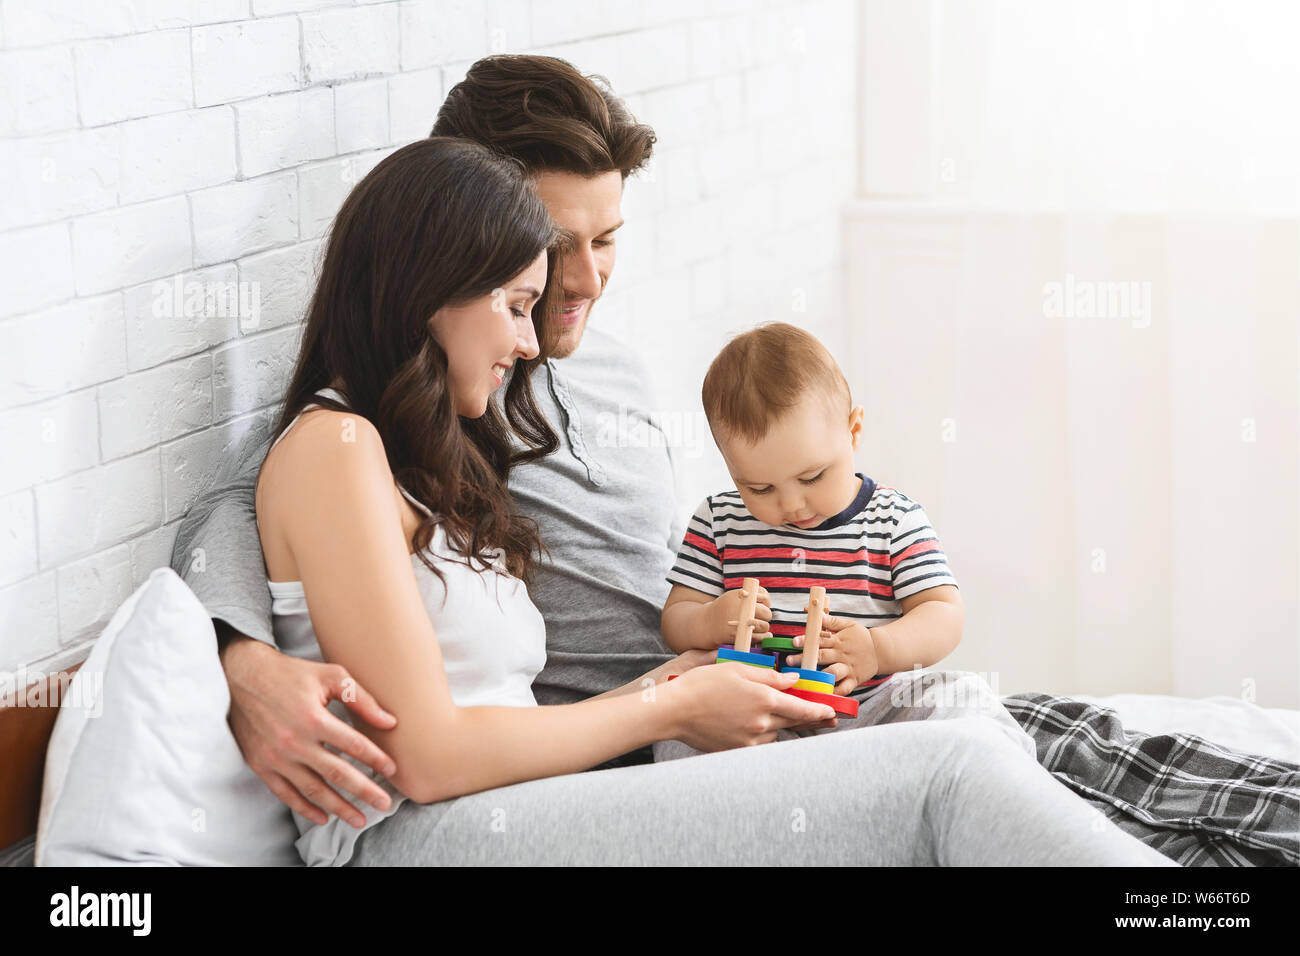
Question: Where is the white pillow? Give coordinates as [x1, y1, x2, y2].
[36, 567, 302, 866]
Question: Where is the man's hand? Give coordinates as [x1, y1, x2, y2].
[221, 634, 399, 828]
[703, 585, 773, 647]
[787, 614, 878, 696]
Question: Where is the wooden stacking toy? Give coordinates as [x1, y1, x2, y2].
[715, 579, 859, 718]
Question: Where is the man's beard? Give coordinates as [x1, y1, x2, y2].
[549, 312, 588, 359]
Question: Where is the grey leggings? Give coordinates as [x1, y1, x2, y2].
[346, 716, 1178, 866]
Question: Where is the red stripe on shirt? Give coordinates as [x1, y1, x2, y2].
[890, 539, 941, 569]
[724, 575, 895, 597]
[723, 544, 890, 565]
[683, 531, 718, 558]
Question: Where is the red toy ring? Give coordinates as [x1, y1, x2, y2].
[783, 687, 860, 717]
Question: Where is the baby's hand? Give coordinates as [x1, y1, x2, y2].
[703, 585, 773, 648]
[787, 614, 878, 695]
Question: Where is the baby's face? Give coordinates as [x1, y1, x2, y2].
[718, 395, 865, 529]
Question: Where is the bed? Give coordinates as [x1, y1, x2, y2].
[1072, 693, 1300, 765]
[1003, 691, 1299, 866]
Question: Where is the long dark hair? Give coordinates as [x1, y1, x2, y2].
[268, 136, 560, 585]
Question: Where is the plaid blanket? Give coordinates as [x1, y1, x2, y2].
[1003, 693, 1300, 867]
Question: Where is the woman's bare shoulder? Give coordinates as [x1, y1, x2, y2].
[267, 403, 384, 466]
[258, 407, 392, 523]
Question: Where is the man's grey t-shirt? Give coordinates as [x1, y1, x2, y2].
[169, 325, 681, 712]
[505, 326, 682, 705]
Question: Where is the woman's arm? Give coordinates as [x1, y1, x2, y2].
[582, 648, 714, 702]
[260, 411, 833, 805]
[172, 419, 398, 826]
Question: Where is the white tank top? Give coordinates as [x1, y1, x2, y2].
[264, 388, 547, 866]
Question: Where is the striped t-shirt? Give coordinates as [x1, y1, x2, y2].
[665, 474, 959, 693]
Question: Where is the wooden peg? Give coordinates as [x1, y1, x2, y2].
[733, 577, 761, 653]
[802, 586, 827, 670]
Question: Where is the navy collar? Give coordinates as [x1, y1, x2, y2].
[803, 474, 875, 530]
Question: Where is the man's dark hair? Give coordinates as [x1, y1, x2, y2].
[432, 55, 656, 179]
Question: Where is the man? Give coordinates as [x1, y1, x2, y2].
[172, 55, 829, 831]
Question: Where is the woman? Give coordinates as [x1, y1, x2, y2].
[255, 137, 1175, 866]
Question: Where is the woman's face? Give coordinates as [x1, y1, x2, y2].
[428, 251, 547, 417]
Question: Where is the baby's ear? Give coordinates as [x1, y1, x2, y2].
[848, 405, 866, 447]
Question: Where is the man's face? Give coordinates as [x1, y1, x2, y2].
[531, 170, 624, 359]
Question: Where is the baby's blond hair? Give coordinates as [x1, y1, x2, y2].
[701, 322, 852, 445]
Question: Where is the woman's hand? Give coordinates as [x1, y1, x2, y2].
[221, 634, 399, 828]
[665, 662, 837, 751]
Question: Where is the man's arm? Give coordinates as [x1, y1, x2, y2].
[170, 416, 398, 828]
[169, 421, 277, 645]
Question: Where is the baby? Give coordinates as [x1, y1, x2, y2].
[660, 322, 1037, 756]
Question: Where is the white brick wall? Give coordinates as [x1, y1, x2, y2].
[0, 0, 857, 676]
